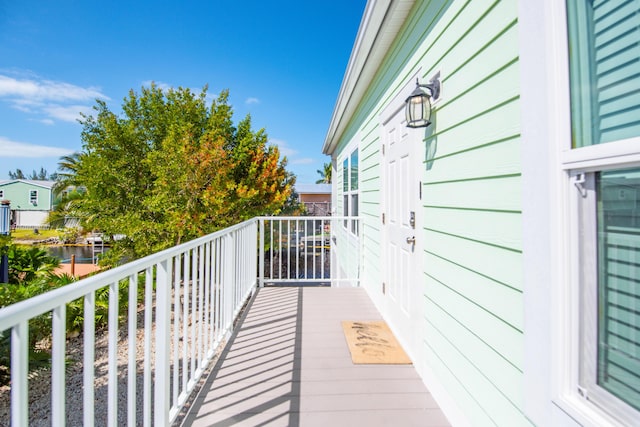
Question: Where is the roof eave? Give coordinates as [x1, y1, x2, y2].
[322, 0, 415, 155]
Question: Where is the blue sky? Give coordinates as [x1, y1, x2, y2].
[0, 1, 365, 183]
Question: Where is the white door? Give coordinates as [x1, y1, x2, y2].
[382, 105, 423, 362]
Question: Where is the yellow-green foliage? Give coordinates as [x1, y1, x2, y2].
[11, 228, 60, 240]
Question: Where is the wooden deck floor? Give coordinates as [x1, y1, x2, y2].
[182, 287, 450, 427]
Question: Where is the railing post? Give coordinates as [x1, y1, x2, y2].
[155, 259, 172, 426]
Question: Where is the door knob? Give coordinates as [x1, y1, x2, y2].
[406, 236, 416, 244]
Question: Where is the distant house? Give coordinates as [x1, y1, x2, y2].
[295, 183, 331, 216]
[0, 180, 56, 228]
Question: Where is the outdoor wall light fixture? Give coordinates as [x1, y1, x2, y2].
[405, 76, 441, 128]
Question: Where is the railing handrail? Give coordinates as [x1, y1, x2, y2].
[0, 216, 361, 329]
[0, 217, 258, 334]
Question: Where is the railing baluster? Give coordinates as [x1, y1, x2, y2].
[11, 321, 28, 426]
[191, 247, 197, 379]
[236, 230, 240, 307]
[198, 244, 205, 370]
[215, 238, 222, 342]
[237, 230, 242, 302]
[224, 234, 233, 333]
[304, 219, 308, 279]
[313, 219, 317, 280]
[278, 220, 282, 280]
[322, 218, 325, 279]
[259, 219, 264, 287]
[204, 242, 211, 357]
[143, 267, 153, 427]
[254, 222, 258, 283]
[155, 259, 172, 425]
[51, 304, 66, 426]
[269, 220, 274, 281]
[208, 241, 215, 352]
[182, 251, 190, 399]
[108, 281, 119, 426]
[84, 291, 96, 427]
[128, 274, 138, 426]
[288, 220, 292, 280]
[173, 255, 181, 407]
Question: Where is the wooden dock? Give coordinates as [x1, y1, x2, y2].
[53, 262, 101, 278]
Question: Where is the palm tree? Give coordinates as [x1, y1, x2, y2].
[7, 245, 60, 284]
[53, 152, 84, 197]
[48, 152, 87, 228]
[47, 189, 85, 229]
[316, 162, 332, 184]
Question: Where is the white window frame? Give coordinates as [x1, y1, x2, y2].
[29, 190, 38, 205]
[520, 1, 640, 426]
[570, 162, 640, 424]
[341, 147, 359, 235]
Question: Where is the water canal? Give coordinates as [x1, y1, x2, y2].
[45, 245, 104, 264]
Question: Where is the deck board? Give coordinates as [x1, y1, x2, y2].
[183, 287, 450, 427]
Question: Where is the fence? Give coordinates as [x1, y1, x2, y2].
[0, 219, 257, 426]
[258, 216, 361, 287]
[0, 215, 361, 425]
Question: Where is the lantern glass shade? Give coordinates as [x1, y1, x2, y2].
[405, 88, 432, 128]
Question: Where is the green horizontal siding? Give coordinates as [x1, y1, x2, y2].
[418, 1, 524, 422]
[331, 0, 526, 424]
[424, 251, 523, 331]
[425, 229, 523, 291]
[424, 296, 532, 426]
[0, 181, 53, 211]
[424, 175, 521, 212]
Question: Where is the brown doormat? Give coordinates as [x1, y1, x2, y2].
[342, 321, 412, 364]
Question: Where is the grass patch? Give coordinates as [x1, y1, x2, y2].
[11, 229, 60, 240]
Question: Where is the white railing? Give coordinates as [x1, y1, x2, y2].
[0, 216, 361, 426]
[258, 216, 361, 287]
[0, 219, 258, 426]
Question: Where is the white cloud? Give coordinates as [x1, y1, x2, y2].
[43, 104, 93, 123]
[0, 136, 75, 158]
[291, 157, 314, 165]
[269, 138, 297, 158]
[39, 119, 55, 126]
[245, 97, 260, 105]
[0, 75, 107, 102]
[0, 73, 108, 125]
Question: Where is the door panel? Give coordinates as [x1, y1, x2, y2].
[383, 106, 421, 356]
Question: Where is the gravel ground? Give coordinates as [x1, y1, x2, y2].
[0, 302, 225, 427]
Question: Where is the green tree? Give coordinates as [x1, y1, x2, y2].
[76, 84, 293, 260]
[316, 162, 332, 184]
[8, 169, 25, 179]
[8, 168, 56, 180]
